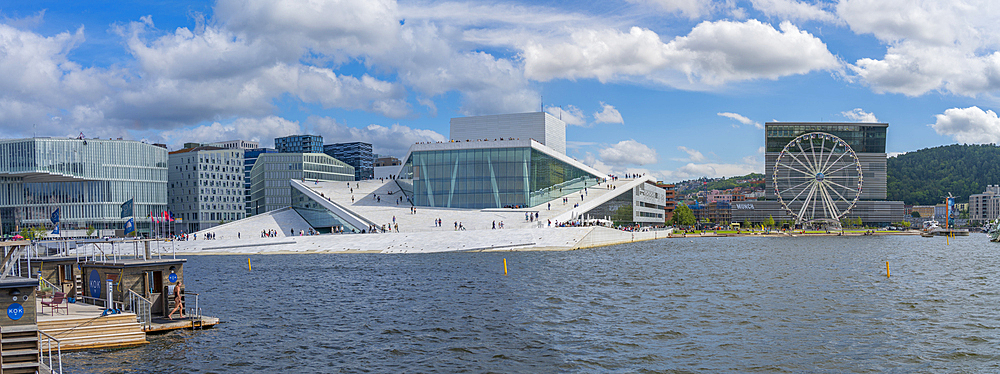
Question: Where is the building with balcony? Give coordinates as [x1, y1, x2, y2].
[275, 135, 324, 154]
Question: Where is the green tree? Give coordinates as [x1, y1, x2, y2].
[671, 205, 696, 227]
[612, 204, 633, 224]
[742, 219, 751, 229]
[910, 211, 921, 218]
[86, 225, 96, 236]
[763, 216, 775, 228]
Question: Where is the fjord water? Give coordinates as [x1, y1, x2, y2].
[65, 235, 1000, 372]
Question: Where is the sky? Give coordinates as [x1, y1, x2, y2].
[2, 0, 1000, 183]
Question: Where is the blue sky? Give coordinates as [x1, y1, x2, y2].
[2, 0, 1000, 182]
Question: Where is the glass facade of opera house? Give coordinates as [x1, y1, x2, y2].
[0, 138, 167, 234]
[398, 142, 602, 209]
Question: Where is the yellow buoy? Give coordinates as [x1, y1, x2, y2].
[503, 258, 508, 276]
[248, 258, 252, 271]
[886, 261, 890, 278]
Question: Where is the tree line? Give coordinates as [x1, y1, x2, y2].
[887, 144, 1000, 205]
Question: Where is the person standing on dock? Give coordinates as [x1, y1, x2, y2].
[168, 282, 185, 320]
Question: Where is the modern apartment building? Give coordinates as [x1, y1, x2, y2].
[167, 146, 245, 233]
[275, 135, 323, 154]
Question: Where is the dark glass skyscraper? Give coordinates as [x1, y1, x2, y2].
[323, 142, 374, 181]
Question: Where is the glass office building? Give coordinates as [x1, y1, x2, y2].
[731, 122, 903, 226]
[275, 135, 324, 154]
[249, 153, 355, 214]
[323, 142, 374, 181]
[398, 140, 603, 209]
[0, 138, 167, 234]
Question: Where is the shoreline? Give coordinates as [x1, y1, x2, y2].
[151, 228, 927, 256]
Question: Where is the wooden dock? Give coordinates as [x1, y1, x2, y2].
[35, 300, 218, 351]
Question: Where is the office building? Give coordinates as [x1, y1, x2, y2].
[167, 146, 245, 233]
[207, 139, 259, 150]
[249, 153, 354, 214]
[732, 122, 904, 226]
[0, 138, 167, 235]
[275, 135, 324, 154]
[243, 148, 277, 215]
[323, 142, 374, 180]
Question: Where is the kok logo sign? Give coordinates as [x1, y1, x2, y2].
[89, 269, 101, 298]
[169, 273, 178, 283]
[7, 303, 23, 320]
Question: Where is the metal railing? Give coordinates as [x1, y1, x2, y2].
[37, 277, 59, 293]
[126, 289, 153, 331]
[0, 245, 24, 279]
[38, 330, 63, 374]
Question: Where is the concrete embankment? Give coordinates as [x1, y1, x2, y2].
[165, 226, 674, 254]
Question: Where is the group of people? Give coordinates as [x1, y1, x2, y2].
[363, 223, 397, 233]
[261, 229, 280, 237]
[525, 212, 539, 222]
[492, 221, 505, 229]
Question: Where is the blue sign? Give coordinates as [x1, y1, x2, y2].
[89, 269, 101, 298]
[168, 273, 177, 283]
[50, 208, 59, 224]
[7, 303, 23, 320]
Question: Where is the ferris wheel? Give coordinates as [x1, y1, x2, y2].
[772, 132, 863, 225]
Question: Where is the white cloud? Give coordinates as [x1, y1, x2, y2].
[930, 106, 1000, 144]
[718, 112, 762, 129]
[153, 116, 302, 149]
[311, 116, 447, 158]
[750, 0, 837, 23]
[522, 20, 839, 86]
[676, 146, 707, 162]
[214, 0, 401, 59]
[593, 102, 624, 124]
[544, 105, 587, 126]
[841, 108, 878, 122]
[625, 0, 714, 19]
[598, 139, 659, 166]
[840, 0, 1000, 96]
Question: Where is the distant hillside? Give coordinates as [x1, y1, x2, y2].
[887, 144, 1000, 205]
[675, 173, 764, 194]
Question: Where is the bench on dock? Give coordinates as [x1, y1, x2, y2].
[42, 292, 68, 315]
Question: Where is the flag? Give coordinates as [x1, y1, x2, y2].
[120, 198, 133, 218]
[50, 208, 59, 224]
[124, 217, 135, 235]
[52, 225, 59, 235]
[168, 211, 175, 222]
[162, 211, 168, 222]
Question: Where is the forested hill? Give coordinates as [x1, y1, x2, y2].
[887, 144, 1000, 205]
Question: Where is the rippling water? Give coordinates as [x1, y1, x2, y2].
[63, 234, 1000, 373]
